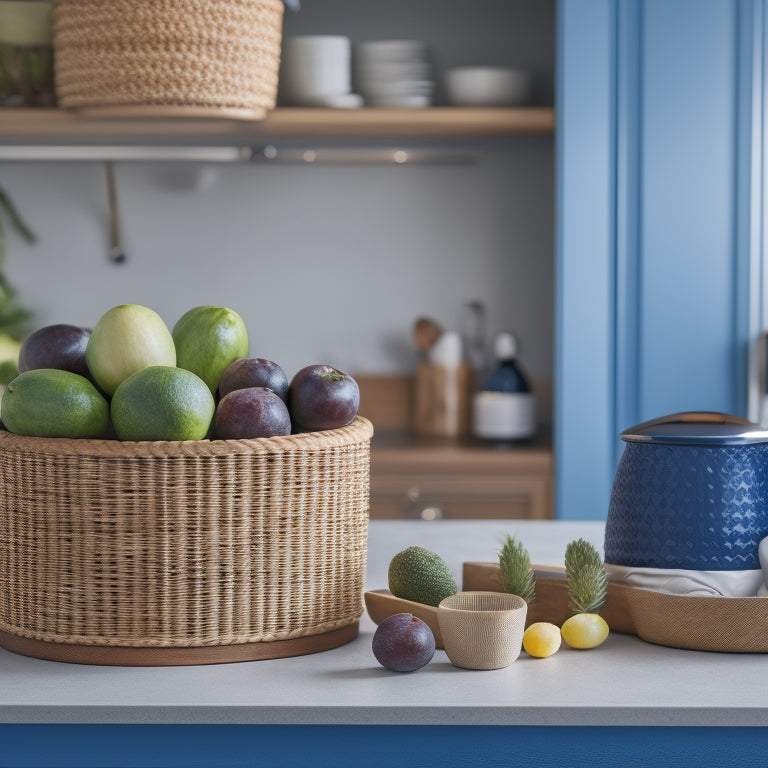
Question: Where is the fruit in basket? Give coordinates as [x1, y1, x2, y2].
[388, 546, 457, 607]
[560, 613, 610, 649]
[172, 306, 249, 394]
[288, 364, 360, 431]
[522, 622, 562, 658]
[110, 365, 215, 441]
[18, 323, 91, 378]
[1, 368, 109, 438]
[372, 612, 435, 672]
[212, 386, 291, 439]
[86, 304, 176, 396]
[218, 357, 289, 402]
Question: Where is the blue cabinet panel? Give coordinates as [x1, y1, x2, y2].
[555, 0, 617, 520]
[638, 0, 740, 418]
[556, 0, 761, 519]
[2, 724, 768, 768]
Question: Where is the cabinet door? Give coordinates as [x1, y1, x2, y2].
[556, 0, 764, 519]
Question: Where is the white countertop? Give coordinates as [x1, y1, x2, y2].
[1, 519, 767, 727]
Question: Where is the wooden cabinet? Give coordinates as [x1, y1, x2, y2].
[359, 375, 553, 520]
[370, 436, 552, 520]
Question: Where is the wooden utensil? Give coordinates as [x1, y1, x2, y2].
[413, 317, 443, 352]
[364, 590, 444, 648]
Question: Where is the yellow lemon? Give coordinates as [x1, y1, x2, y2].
[522, 622, 562, 658]
[560, 613, 610, 649]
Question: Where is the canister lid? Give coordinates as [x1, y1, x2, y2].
[621, 412, 768, 446]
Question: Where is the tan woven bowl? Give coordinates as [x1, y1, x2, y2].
[52, 0, 284, 119]
[438, 591, 527, 670]
[0, 417, 373, 665]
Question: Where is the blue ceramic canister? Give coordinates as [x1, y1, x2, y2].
[604, 412, 768, 571]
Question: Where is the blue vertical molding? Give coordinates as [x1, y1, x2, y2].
[555, 0, 617, 519]
[762, 0, 768, 376]
[638, 0, 740, 417]
[742, 0, 764, 422]
[613, 0, 643, 438]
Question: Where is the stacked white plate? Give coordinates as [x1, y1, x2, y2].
[279, 35, 363, 107]
[353, 40, 434, 108]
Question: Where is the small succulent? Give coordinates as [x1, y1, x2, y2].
[564, 538, 608, 615]
[498, 533, 535, 606]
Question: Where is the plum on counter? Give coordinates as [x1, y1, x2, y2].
[372, 613, 436, 673]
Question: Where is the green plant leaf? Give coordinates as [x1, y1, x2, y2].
[498, 533, 536, 606]
[0, 186, 36, 339]
[564, 538, 608, 614]
[0, 187, 36, 245]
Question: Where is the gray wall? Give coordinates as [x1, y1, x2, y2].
[0, 0, 555, 403]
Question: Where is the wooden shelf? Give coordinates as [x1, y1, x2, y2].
[0, 106, 555, 142]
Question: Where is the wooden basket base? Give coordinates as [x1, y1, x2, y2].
[0, 623, 359, 666]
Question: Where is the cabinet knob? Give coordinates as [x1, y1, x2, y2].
[414, 505, 443, 521]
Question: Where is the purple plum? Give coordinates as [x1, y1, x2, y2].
[19, 324, 91, 378]
[212, 386, 291, 440]
[288, 364, 359, 432]
[218, 357, 289, 402]
[372, 613, 435, 672]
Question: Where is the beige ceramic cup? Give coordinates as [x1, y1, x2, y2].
[438, 591, 528, 670]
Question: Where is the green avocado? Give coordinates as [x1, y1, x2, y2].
[388, 546, 457, 607]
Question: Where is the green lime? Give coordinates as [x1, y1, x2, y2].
[86, 304, 176, 396]
[111, 365, 215, 441]
[1, 368, 109, 438]
[172, 305, 249, 393]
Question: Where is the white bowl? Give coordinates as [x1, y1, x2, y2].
[444, 66, 532, 107]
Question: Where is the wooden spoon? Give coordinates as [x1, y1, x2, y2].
[413, 317, 443, 352]
[364, 589, 444, 648]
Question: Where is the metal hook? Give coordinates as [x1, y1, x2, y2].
[105, 162, 126, 264]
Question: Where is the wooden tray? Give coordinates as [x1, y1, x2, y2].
[463, 562, 768, 653]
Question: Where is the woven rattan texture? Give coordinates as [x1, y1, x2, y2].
[52, 0, 284, 114]
[0, 417, 372, 648]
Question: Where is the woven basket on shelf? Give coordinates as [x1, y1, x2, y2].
[51, 0, 284, 119]
[0, 417, 373, 666]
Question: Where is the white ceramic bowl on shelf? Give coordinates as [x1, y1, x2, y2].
[444, 66, 532, 107]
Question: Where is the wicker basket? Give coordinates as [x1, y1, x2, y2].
[0, 417, 373, 665]
[51, 0, 284, 119]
